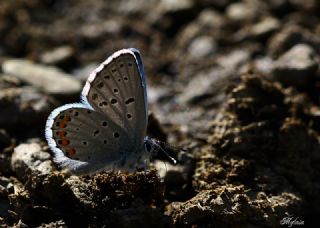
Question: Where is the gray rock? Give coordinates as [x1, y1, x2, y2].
[177, 9, 225, 48]
[272, 44, 319, 88]
[80, 20, 122, 39]
[250, 17, 280, 37]
[40, 46, 75, 65]
[155, 0, 194, 14]
[197, 9, 225, 29]
[253, 56, 274, 74]
[0, 86, 56, 128]
[73, 63, 99, 82]
[11, 143, 54, 181]
[268, 25, 320, 57]
[218, 49, 250, 69]
[147, 86, 171, 104]
[179, 50, 250, 105]
[178, 67, 230, 105]
[65, 176, 94, 208]
[148, 0, 194, 23]
[115, 0, 158, 14]
[0, 74, 22, 89]
[2, 59, 81, 96]
[234, 17, 280, 41]
[226, 1, 264, 22]
[188, 36, 216, 59]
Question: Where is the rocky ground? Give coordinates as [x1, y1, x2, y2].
[0, 0, 320, 227]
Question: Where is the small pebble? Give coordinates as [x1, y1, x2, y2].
[272, 44, 319, 88]
[2, 59, 81, 96]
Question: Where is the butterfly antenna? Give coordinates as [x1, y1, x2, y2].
[160, 140, 187, 153]
[154, 142, 177, 165]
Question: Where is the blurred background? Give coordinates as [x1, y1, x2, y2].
[0, 0, 320, 227]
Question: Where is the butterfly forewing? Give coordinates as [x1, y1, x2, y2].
[82, 50, 147, 147]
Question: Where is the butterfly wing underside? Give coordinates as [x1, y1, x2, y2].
[45, 49, 148, 174]
[82, 49, 148, 147]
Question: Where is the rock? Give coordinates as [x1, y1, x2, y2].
[234, 17, 280, 41]
[250, 17, 280, 37]
[73, 63, 99, 82]
[2, 59, 82, 96]
[188, 36, 216, 59]
[113, 0, 158, 14]
[288, 0, 317, 10]
[196, 74, 320, 223]
[148, 0, 195, 27]
[272, 44, 319, 88]
[178, 67, 231, 106]
[40, 46, 75, 67]
[0, 86, 56, 128]
[217, 49, 250, 70]
[177, 9, 225, 48]
[11, 143, 54, 181]
[0, 75, 22, 89]
[168, 187, 303, 226]
[226, 1, 264, 22]
[80, 19, 122, 39]
[197, 9, 225, 29]
[268, 25, 320, 57]
[253, 56, 274, 74]
[146, 86, 172, 104]
[155, 0, 194, 14]
[39, 220, 67, 227]
[178, 49, 250, 106]
[64, 176, 94, 208]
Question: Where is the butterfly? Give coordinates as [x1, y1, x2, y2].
[45, 48, 176, 175]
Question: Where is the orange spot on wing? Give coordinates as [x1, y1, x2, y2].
[66, 148, 76, 156]
[58, 115, 71, 129]
[61, 139, 70, 146]
[57, 131, 66, 137]
[55, 114, 75, 156]
[63, 115, 71, 121]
